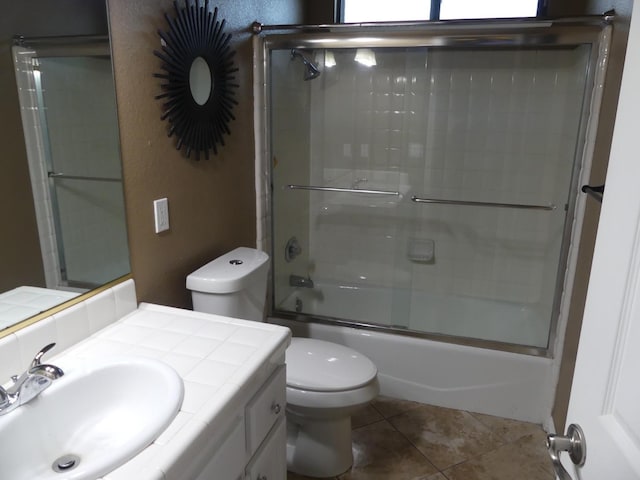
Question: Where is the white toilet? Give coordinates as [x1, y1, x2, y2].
[187, 247, 379, 478]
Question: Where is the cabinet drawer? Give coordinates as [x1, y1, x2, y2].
[245, 365, 286, 456]
[245, 417, 286, 480]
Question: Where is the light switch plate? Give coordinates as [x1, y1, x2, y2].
[153, 198, 169, 233]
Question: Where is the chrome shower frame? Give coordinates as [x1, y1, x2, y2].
[254, 17, 612, 358]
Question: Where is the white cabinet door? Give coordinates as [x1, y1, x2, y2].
[559, 1, 640, 478]
[245, 418, 286, 480]
[194, 416, 245, 480]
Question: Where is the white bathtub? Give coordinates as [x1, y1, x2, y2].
[278, 282, 551, 348]
[271, 283, 554, 423]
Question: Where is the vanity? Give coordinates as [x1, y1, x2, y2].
[0, 279, 290, 480]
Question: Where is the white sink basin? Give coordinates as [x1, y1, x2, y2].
[0, 356, 184, 480]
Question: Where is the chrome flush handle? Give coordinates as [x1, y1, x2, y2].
[546, 423, 587, 480]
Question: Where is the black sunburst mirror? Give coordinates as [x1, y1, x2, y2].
[154, 0, 238, 159]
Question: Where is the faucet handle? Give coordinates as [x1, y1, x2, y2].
[31, 343, 56, 369]
[0, 387, 8, 409]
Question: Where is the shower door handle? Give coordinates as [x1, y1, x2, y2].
[546, 423, 586, 480]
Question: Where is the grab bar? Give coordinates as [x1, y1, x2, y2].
[287, 184, 400, 196]
[411, 195, 556, 211]
[48, 172, 122, 183]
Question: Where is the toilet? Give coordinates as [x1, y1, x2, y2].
[187, 247, 379, 478]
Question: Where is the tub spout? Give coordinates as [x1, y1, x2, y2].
[290, 274, 314, 288]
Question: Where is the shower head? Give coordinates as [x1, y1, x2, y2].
[291, 49, 321, 81]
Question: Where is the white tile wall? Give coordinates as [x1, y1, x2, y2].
[270, 45, 591, 346]
[270, 51, 313, 306]
[13, 46, 61, 289]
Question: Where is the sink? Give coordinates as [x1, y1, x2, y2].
[0, 356, 184, 480]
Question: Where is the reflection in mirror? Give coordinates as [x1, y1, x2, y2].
[1, 35, 130, 331]
[189, 56, 212, 106]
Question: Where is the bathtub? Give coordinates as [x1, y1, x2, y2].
[277, 282, 551, 347]
[270, 282, 554, 424]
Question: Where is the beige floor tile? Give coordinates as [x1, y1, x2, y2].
[388, 404, 502, 470]
[470, 412, 546, 444]
[352, 403, 384, 429]
[371, 395, 424, 419]
[442, 430, 555, 480]
[287, 472, 337, 480]
[339, 420, 439, 480]
[422, 473, 448, 480]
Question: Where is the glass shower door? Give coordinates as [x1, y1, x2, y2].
[268, 32, 599, 352]
[36, 56, 129, 289]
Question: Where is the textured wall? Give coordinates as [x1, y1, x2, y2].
[107, 0, 304, 308]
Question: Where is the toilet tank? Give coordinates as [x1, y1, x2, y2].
[187, 247, 270, 322]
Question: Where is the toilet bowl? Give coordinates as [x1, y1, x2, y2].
[187, 247, 379, 478]
[285, 338, 379, 477]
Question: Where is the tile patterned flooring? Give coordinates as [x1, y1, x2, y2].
[288, 396, 555, 480]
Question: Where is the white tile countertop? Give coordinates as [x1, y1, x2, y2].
[50, 302, 291, 480]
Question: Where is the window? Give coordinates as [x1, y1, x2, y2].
[343, 0, 430, 22]
[340, 0, 543, 23]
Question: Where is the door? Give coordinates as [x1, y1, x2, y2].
[560, 2, 640, 478]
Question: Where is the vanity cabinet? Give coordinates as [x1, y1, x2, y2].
[195, 365, 287, 480]
[9, 298, 293, 480]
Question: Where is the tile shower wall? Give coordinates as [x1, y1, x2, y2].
[304, 46, 589, 339]
[13, 46, 60, 289]
[271, 52, 312, 306]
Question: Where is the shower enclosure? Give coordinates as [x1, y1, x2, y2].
[13, 37, 129, 291]
[258, 19, 610, 356]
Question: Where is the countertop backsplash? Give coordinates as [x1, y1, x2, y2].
[0, 279, 137, 382]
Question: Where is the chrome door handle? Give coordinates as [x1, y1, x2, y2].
[546, 423, 586, 480]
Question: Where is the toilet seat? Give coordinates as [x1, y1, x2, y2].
[286, 379, 379, 411]
[285, 338, 378, 410]
[286, 338, 377, 392]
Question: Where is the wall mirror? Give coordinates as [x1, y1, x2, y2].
[154, 1, 239, 159]
[0, 0, 130, 335]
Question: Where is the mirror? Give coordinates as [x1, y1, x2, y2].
[153, 1, 238, 159]
[0, 0, 130, 333]
[189, 57, 212, 106]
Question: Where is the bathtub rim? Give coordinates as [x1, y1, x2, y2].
[270, 309, 549, 357]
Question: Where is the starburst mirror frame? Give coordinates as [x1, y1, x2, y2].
[153, 0, 238, 158]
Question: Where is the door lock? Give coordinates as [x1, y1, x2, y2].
[546, 423, 586, 480]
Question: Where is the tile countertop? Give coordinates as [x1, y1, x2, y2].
[51, 302, 291, 480]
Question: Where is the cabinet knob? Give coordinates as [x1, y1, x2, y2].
[271, 402, 281, 415]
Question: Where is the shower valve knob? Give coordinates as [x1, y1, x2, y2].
[285, 237, 302, 262]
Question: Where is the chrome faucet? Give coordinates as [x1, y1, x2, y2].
[289, 274, 314, 288]
[0, 343, 64, 416]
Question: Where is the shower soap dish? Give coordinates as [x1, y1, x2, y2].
[408, 238, 435, 263]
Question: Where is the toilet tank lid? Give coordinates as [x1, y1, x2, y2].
[186, 247, 269, 294]
[286, 338, 377, 392]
